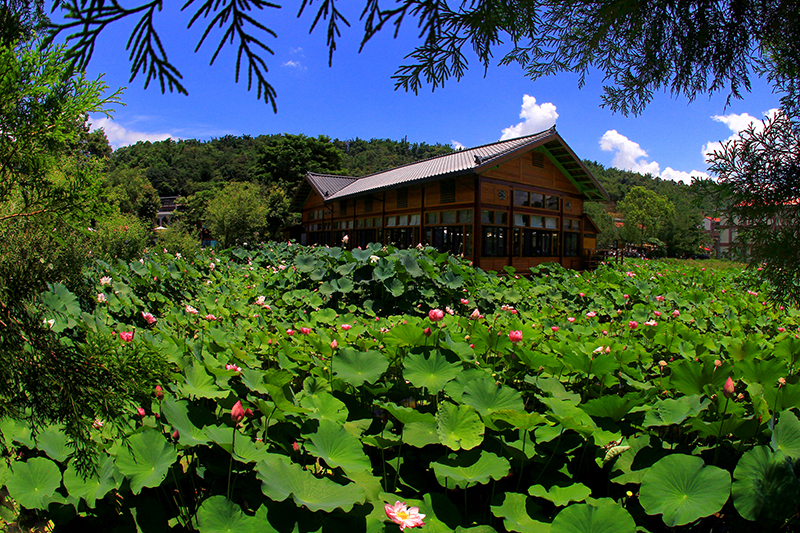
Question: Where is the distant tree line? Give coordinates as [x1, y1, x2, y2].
[583, 161, 711, 258]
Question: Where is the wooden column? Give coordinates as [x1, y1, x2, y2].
[474, 175, 482, 269]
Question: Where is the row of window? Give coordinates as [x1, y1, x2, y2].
[316, 210, 581, 233]
[307, 227, 580, 258]
[513, 191, 561, 210]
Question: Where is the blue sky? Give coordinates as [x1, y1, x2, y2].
[67, 2, 782, 184]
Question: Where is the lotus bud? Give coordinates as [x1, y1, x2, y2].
[723, 377, 735, 399]
[231, 401, 245, 423]
[155, 385, 164, 400]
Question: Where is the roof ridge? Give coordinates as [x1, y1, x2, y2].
[350, 127, 556, 180]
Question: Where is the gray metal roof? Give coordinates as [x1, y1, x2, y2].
[304, 127, 609, 203]
[305, 173, 359, 199]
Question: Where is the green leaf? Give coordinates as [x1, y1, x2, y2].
[35, 426, 72, 463]
[299, 392, 349, 424]
[732, 446, 800, 522]
[490, 492, 549, 533]
[639, 454, 730, 527]
[295, 255, 319, 273]
[5, 457, 62, 509]
[641, 395, 710, 427]
[160, 397, 212, 446]
[334, 348, 388, 387]
[196, 496, 273, 533]
[432, 449, 510, 489]
[178, 363, 228, 399]
[550, 499, 636, 533]
[257, 454, 365, 512]
[404, 350, 461, 393]
[401, 253, 424, 277]
[528, 483, 592, 507]
[114, 429, 178, 495]
[63, 455, 121, 509]
[772, 410, 800, 460]
[462, 376, 524, 418]
[437, 402, 484, 451]
[304, 419, 371, 474]
[403, 421, 439, 448]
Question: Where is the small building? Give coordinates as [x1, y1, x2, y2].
[291, 127, 609, 271]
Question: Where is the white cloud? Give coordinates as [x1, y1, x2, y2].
[282, 60, 306, 70]
[89, 116, 175, 149]
[451, 140, 466, 151]
[500, 95, 558, 140]
[599, 129, 709, 185]
[702, 109, 780, 158]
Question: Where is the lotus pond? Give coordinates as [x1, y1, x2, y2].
[4, 242, 800, 532]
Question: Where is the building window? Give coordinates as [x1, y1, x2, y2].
[498, 189, 507, 201]
[514, 190, 530, 206]
[515, 229, 559, 257]
[397, 187, 409, 208]
[482, 227, 507, 257]
[546, 195, 559, 211]
[564, 232, 580, 257]
[531, 193, 544, 208]
[440, 179, 456, 204]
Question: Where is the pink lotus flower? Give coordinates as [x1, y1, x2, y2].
[672, 310, 680, 318]
[185, 305, 198, 315]
[579, 292, 585, 297]
[778, 327, 786, 333]
[342, 234, 349, 244]
[120, 331, 134, 342]
[244, 408, 254, 418]
[723, 377, 736, 399]
[136, 407, 146, 418]
[567, 317, 575, 323]
[205, 314, 216, 321]
[628, 321, 638, 329]
[508, 330, 523, 343]
[656, 295, 665, 302]
[428, 309, 444, 322]
[97, 293, 107, 303]
[341, 324, 352, 331]
[155, 385, 164, 400]
[287, 329, 295, 336]
[300, 327, 312, 335]
[551, 326, 559, 332]
[231, 401, 245, 423]
[644, 320, 658, 327]
[423, 327, 432, 337]
[385, 501, 425, 530]
[330, 339, 338, 349]
[586, 311, 597, 318]
[460, 298, 469, 305]
[292, 441, 300, 452]
[469, 309, 482, 320]
[654, 311, 661, 317]
[142, 311, 157, 324]
[226, 363, 242, 373]
[623, 294, 629, 299]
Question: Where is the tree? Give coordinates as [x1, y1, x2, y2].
[204, 181, 273, 247]
[104, 167, 161, 223]
[0, 33, 165, 465]
[706, 111, 800, 304]
[45, 1, 798, 115]
[618, 186, 675, 251]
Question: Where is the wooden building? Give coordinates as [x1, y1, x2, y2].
[291, 127, 609, 271]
